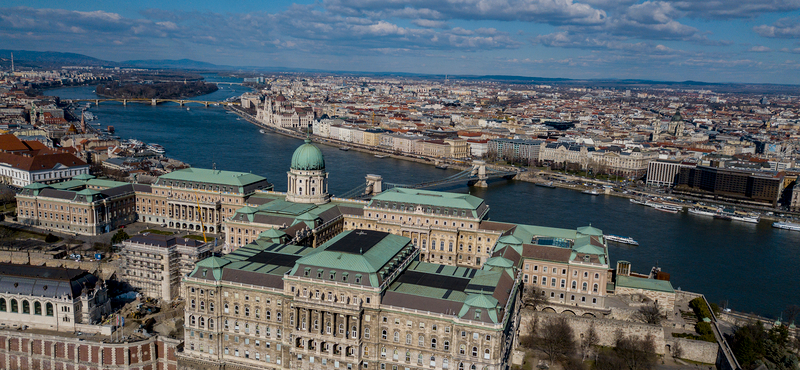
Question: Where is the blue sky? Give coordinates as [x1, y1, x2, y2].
[3, 0, 800, 84]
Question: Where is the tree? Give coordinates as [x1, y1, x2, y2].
[614, 330, 657, 370]
[672, 341, 683, 360]
[522, 286, 548, 311]
[536, 317, 575, 363]
[581, 323, 599, 361]
[0, 187, 15, 211]
[634, 302, 663, 325]
[111, 229, 130, 244]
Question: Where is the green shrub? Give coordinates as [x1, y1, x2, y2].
[690, 297, 712, 320]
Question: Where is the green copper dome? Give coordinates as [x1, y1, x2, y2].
[291, 139, 325, 170]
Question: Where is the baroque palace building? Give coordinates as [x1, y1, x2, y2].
[175, 140, 623, 370]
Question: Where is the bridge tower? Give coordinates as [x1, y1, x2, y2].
[365, 174, 383, 196]
[472, 160, 488, 188]
[151, 98, 157, 106]
[123, 99, 127, 106]
[179, 100, 184, 107]
[95, 99, 100, 105]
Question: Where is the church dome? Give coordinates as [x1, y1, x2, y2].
[291, 139, 325, 170]
[671, 111, 683, 122]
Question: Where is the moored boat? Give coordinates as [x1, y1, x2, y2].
[653, 204, 681, 213]
[339, 146, 351, 151]
[630, 198, 648, 205]
[605, 235, 639, 246]
[536, 181, 555, 188]
[582, 188, 600, 195]
[772, 221, 800, 231]
[374, 154, 388, 159]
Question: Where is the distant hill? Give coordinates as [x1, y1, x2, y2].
[122, 59, 227, 70]
[0, 49, 115, 67]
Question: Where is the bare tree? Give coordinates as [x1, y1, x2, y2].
[635, 302, 663, 325]
[581, 323, 599, 361]
[0, 187, 14, 212]
[614, 331, 657, 370]
[536, 317, 576, 363]
[522, 286, 548, 311]
[672, 341, 683, 360]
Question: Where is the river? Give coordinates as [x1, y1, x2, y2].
[46, 83, 800, 321]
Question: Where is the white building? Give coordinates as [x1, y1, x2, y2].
[121, 234, 213, 302]
[0, 263, 111, 332]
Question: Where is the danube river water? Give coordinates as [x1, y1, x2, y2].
[47, 84, 800, 321]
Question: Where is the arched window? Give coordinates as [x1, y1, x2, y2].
[234, 305, 239, 315]
[209, 302, 214, 312]
[593, 283, 599, 293]
[0, 298, 6, 312]
[224, 303, 229, 314]
[431, 338, 437, 348]
[277, 312, 282, 322]
[582, 282, 588, 291]
[191, 299, 196, 309]
[45, 302, 53, 316]
[190, 316, 196, 325]
[419, 335, 424, 346]
[21, 300, 29, 314]
[266, 310, 271, 320]
[472, 346, 478, 356]
[382, 330, 387, 340]
[484, 348, 491, 359]
[200, 317, 205, 327]
[444, 340, 450, 350]
[209, 319, 214, 329]
[459, 363, 465, 370]
[351, 326, 358, 338]
[245, 307, 250, 316]
[571, 281, 577, 289]
[200, 300, 205, 310]
[394, 331, 399, 342]
[10, 299, 18, 313]
[364, 328, 370, 339]
[32, 302, 41, 315]
[381, 347, 386, 358]
[406, 333, 412, 344]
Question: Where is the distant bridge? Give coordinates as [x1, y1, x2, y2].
[338, 161, 519, 200]
[65, 98, 240, 107]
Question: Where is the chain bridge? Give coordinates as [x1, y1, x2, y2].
[338, 161, 519, 200]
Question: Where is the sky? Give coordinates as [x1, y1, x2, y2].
[2, 0, 800, 84]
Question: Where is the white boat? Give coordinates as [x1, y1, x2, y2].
[773, 221, 800, 231]
[259, 129, 266, 134]
[653, 204, 681, 213]
[186, 107, 191, 111]
[630, 198, 647, 205]
[147, 143, 165, 154]
[582, 189, 600, 195]
[730, 214, 759, 223]
[374, 155, 387, 159]
[688, 207, 719, 217]
[605, 235, 639, 246]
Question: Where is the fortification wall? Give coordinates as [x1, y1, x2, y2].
[0, 330, 180, 370]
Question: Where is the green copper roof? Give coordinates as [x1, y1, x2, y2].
[24, 182, 50, 190]
[577, 225, 603, 236]
[291, 139, 326, 170]
[259, 228, 287, 239]
[616, 275, 675, 293]
[293, 230, 411, 287]
[72, 174, 96, 181]
[463, 293, 499, 309]
[371, 187, 485, 210]
[194, 256, 232, 280]
[498, 235, 522, 245]
[159, 168, 268, 187]
[76, 189, 101, 196]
